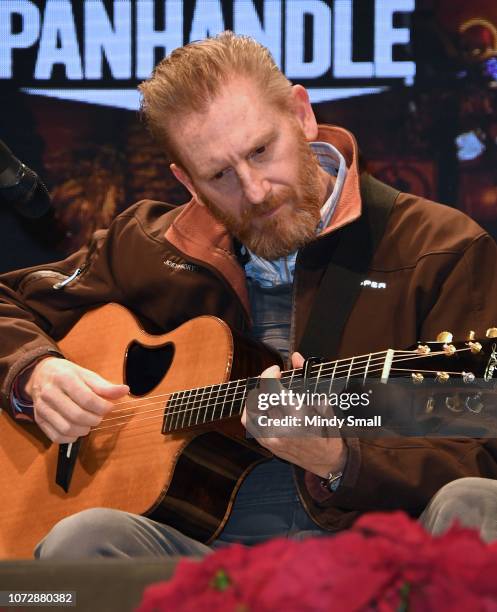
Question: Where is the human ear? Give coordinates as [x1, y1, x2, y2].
[170, 163, 198, 200]
[289, 85, 319, 141]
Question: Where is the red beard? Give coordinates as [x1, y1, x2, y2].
[198, 129, 324, 260]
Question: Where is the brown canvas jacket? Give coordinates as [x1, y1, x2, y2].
[1, 126, 497, 532]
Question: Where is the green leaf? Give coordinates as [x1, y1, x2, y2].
[211, 569, 231, 592]
[397, 581, 411, 612]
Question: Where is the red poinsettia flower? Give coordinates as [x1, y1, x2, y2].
[137, 511, 497, 612]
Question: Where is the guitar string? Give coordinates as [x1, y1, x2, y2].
[98, 351, 410, 420]
[155, 345, 476, 421]
[92, 349, 474, 434]
[96, 348, 470, 426]
[88, 361, 478, 435]
[97, 366, 469, 430]
[100, 347, 468, 419]
[95, 365, 390, 430]
[107, 349, 400, 409]
[392, 368, 469, 374]
[105, 351, 392, 415]
[104, 347, 450, 415]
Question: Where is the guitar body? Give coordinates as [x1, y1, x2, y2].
[0, 304, 278, 559]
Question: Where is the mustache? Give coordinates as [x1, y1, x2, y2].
[242, 190, 291, 221]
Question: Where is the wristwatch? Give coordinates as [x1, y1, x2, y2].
[320, 470, 343, 492]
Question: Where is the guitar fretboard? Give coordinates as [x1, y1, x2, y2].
[162, 350, 392, 433]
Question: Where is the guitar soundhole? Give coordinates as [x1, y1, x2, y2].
[125, 341, 175, 396]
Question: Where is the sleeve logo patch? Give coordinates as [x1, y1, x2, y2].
[360, 279, 387, 289]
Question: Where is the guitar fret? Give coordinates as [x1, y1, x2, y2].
[345, 357, 354, 390]
[163, 391, 176, 433]
[198, 385, 209, 426]
[239, 382, 248, 415]
[218, 383, 228, 422]
[175, 389, 187, 429]
[179, 389, 193, 430]
[229, 380, 240, 417]
[168, 391, 179, 431]
[192, 387, 201, 426]
[216, 382, 226, 421]
[167, 392, 176, 431]
[187, 387, 197, 428]
[314, 362, 323, 394]
[219, 381, 229, 421]
[195, 386, 205, 427]
[363, 353, 372, 385]
[211, 384, 222, 423]
[198, 385, 213, 425]
[287, 368, 295, 392]
[191, 389, 198, 425]
[177, 389, 186, 430]
[328, 360, 338, 394]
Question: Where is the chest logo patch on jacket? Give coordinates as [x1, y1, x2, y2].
[360, 279, 386, 289]
[163, 259, 198, 273]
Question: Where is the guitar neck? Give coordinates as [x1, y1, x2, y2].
[162, 350, 393, 432]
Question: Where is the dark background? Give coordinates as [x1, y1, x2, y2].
[1, 0, 496, 272]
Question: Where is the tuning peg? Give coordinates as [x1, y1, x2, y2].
[412, 373, 424, 384]
[436, 331, 453, 343]
[486, 328, 497, 338]
[416, 344, 430, 355]
[443, 343, 456, 356]
[446, 395, 463, 412]
[468, 341, 482, 354]
[462, 371, 475, 384]
[467, 331, 476, 341]
[436, 372, 450, 382]
[425, 396, 435, 414]
[466, 393, 483, 414]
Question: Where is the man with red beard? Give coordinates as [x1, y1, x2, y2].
[170, 80, 327, 262]
[2, 32, 497, 558]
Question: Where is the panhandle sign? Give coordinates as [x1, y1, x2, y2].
[0, 0, 416, 108]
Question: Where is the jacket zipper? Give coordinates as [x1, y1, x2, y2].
[52, 265, 87, 290]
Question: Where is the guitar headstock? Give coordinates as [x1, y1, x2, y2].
[401, 329, 497, 385]
[384, 329, 497, 430]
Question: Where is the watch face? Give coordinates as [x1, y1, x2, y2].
[321, 472, 343, 492]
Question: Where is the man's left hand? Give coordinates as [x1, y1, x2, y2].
[241, 352, 348, 478]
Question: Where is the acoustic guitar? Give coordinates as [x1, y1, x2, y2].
[1, 303, 496, 558]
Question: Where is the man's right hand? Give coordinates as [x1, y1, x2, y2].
[24, 357, 129, 443]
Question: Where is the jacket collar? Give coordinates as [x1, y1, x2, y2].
[316, 125, 362, 235]
[165, 125, 363, 317]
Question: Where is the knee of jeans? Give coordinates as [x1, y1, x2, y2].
[35, 508, 126, 559]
